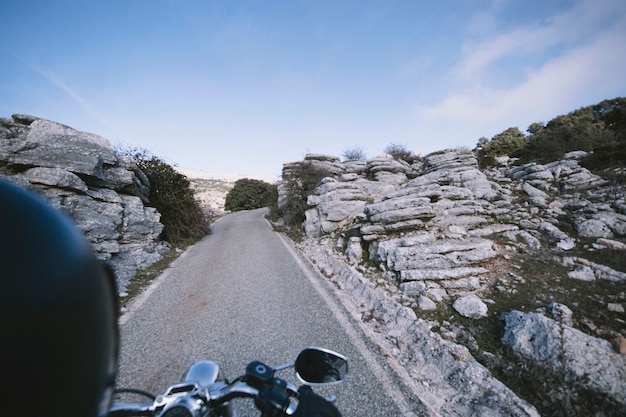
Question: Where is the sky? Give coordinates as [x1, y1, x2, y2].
[1, 0, 625, 180]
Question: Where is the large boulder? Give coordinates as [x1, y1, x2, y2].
[453, 294, 488, 319]
[502, 309, 626, 407]
[3, 118, 116, 178]
[0, 114, 168, 291]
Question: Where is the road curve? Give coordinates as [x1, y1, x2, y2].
[115, 208, 421, 416]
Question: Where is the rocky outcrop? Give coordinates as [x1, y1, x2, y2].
[305, 176, 396, 236]
[1, 114, 169, 290]
[291, 150, 510, 307]
[279, 148, 626, 414]
[282, 149, 625, 308]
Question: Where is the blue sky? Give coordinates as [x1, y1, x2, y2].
[1, 0, 625, 180]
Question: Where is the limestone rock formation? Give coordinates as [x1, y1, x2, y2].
[281, 148, 625, 310]
[1, 114, 169, 291]
[278, 147, 626, 415]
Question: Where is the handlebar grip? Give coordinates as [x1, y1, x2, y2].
[293, 387, 342, 417]
[108, 402, 154, 416]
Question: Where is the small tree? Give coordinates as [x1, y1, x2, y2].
[477, 127, 527, 167]
[225, 178, 276, 212]
[342, 146, 367, 161]
[475, 137, 489, 149]
[527, 122, 545, 135]
[384, 143, 415, 163]
[581, 98, 626, 174]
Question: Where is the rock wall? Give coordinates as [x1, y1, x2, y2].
[279, 149, 626, 414]
[1, 114, 169, 291]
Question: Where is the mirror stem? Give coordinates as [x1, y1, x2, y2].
[273, 362, 295, 371]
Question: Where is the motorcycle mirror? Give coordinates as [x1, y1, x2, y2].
[294, 347, 348, 386]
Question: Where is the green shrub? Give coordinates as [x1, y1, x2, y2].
[476, 127, 527, 167]
[122, 149, 211, 246]
[478, 154, 497, 169]
[580, 98, 626, 174]
[518, 97, 625, 164]
[274, 161, 331, 230]
[472, 97, 626, 168]
[580, 142, 626, 171]
[225, 178, 276, 212]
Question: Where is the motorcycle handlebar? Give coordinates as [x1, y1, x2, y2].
[109, 347, 346, 417]
[108, 402, 154, 416]
[109, 377, 300, 417]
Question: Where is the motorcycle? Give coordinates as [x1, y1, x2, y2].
[108, 347, 348, 417]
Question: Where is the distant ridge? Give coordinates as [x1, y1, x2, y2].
[174, 167, 244, 183]
[175, 167, 274, 183]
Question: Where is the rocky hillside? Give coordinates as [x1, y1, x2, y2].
[174, 167, 240, 216]
[279, 150, 626, 416]
[0, 114, 169, 290]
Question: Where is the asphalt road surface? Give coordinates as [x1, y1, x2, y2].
[115, 208, 422, 416]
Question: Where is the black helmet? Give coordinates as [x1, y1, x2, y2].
[0, 179, 118, 417]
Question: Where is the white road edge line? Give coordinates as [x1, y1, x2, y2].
[276, 232, 418, 417]
[118, 241, 195, 326]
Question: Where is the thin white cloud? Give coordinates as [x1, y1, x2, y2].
[458, 0, 623, 81]
[27, 63, 114, 129]
[417, 0, 626, 138]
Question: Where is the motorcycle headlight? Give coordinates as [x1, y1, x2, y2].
[160, 396, 205, 417]
[161, 404, 193, 417]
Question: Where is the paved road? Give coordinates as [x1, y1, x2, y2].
[115, 208, 421, 416]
